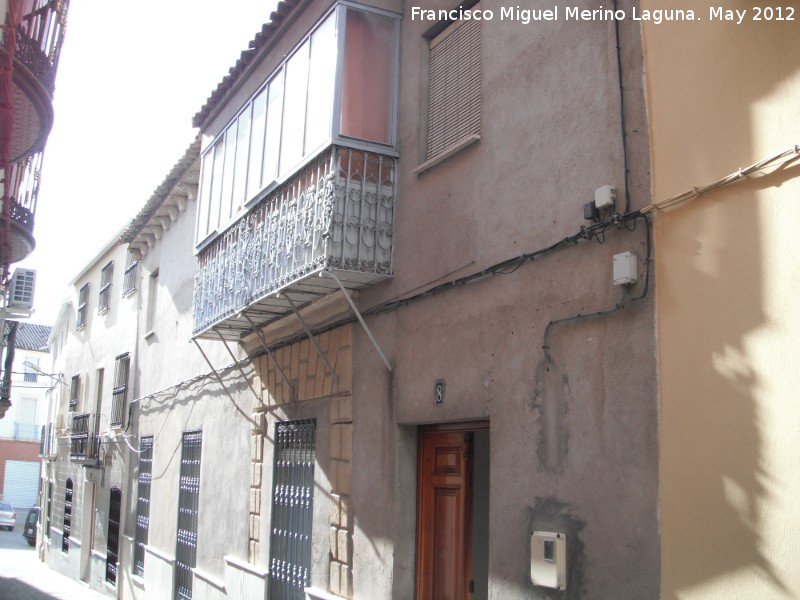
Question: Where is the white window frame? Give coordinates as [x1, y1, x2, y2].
[194, 2, 400, 251]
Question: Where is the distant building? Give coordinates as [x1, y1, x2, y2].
[0, 320, 50, 510]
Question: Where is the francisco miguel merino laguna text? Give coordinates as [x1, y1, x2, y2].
[410, 5, 699, 25]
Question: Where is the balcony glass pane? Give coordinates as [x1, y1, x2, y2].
[340, 9, 396, 145]
[209, 140, 225, 234]
[197, 151, 214, 241]
[279, 39, 310, 177]
[232, 106, 252, 217]
[263, 74, 284, 186]
[305, 12, 337, 154]
[221, 121, 238, 223]
[247, 88, 268, 200]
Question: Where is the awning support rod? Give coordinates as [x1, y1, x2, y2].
[191, 338, 256, 425]
[243, 313, 296, 402]
[320, 270, 392, 372]
[280, 292, 339, 383]
[214, 328, 261, 404]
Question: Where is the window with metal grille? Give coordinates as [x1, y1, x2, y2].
[106, 487, 122, 585]
[110, 353, 130, 428]
[23, 357, 38, 382]
[123, 248, 139, 296]
[46, 481, 52, 537]
[69, 374, 80, 411]
[99, 261, 114, 313]
[425, 7, 481, 161]
[268, 419, 316, 600]
[175, 431, 202, 600]
[77, 283, 89, 329]
[133, 436, 154, 577]
[62, 478, 73, 553]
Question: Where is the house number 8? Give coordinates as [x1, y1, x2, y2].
[434, 381, 445, 405]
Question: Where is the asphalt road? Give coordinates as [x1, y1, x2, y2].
[0, 517, 108, 600]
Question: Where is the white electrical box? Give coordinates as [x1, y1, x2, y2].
[594, 185, 616, 210]
[531, 531, 567, 590]
[613, 251, 638, 286]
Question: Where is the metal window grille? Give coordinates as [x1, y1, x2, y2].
[426, 13, 481, 160]
[133, 436, 154, 577]
[110, 353, 130, 428]
[268, 419, 316, 600]
[99, 261, 114, 313]
[39, 425, 46, 455]
[106, 487, 122, 585]
[62, 478, 73, 553]
[23, 358, 38, 382]
[123, 249, 139, 295]
[46, 481, 52, 537]
[77, 283, 89, 329]
[175, 431, 202, 600]
[69, 374, 80, 411]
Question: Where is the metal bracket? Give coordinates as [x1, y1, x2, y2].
[243, 313, 296, 403]
[320, 270, 392, 372]
[191, 338, 256, 425]
[280, 292, 339, 383]
[213, 328, 261, 404]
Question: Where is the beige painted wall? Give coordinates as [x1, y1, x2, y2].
[642, 2, 800, 598]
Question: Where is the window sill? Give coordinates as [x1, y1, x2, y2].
[144, 330, 156, 340]
[97, 307, 109, 316]
[413, 134, 481, 176]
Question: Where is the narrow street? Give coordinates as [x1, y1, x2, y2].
[0, 517, 108, 600]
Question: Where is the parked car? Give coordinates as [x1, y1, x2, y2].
[23, 507, 39, 546]
[0, 502, 15, 531]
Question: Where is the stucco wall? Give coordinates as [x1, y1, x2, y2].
[344, 0, 660, 597]
[642, 1, 800, 598]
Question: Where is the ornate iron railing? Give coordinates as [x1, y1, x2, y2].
[3, 150, 41, 236]
[1, 0, 70, 95]
[193, 146, 396, 336]
[69, 412, 99, 462]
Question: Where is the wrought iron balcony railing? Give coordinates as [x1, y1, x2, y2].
[69, 413, 100, 463]
[1, 0, 70, 95]
[192, 146, 396, 340]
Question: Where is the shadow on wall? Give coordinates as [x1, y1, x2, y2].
[650, 5, 800, 594]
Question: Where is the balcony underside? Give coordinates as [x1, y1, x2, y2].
[193, 146, 396, 341]
[0, 49, 53, 162]
[194, 267, 388, 341]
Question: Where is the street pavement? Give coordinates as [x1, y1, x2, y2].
[0, 516, 109, 600]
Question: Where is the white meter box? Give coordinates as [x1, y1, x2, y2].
[531, 531, 567, 590]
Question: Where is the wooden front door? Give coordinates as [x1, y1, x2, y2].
[416, 429, 473, 600]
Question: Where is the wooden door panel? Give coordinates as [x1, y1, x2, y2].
[417, 430, 472, 600]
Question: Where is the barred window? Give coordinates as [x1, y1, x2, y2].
[106, 487, 122, 585]
[425, 7, 481, 161]
[175, 431, 202, 600]
[76, 284, 89, 329]
[268, 419, 316, 599]
[110, 353, 130, 428]
[99, 261, 114, 313]
[23, 357, 38, 382]
[62, 478, 73, 553]
[123, 248, 139, 296]
[133, 436, 154, 577]
[69, 375, 80, 411]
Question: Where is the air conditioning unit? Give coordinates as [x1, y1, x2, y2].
[8, 268, 36, 309]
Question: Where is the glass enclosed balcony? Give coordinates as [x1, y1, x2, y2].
[192, 3, 399, 340]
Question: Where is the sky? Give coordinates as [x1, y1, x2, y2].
[17, 0, 278, 326]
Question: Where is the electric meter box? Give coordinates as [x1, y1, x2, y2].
[613, 251, 638, 286]
[531, 531, 567, 590]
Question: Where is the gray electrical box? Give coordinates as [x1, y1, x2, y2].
[613, 252, 638, 286]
